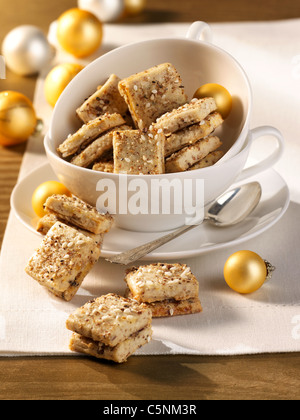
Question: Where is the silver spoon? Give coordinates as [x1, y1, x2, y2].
[105, 182, 262, 265]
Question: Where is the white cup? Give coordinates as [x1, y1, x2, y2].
[45, 125, 283, 232]
[45, 21, 284, 232]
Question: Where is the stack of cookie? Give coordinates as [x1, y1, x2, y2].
[152, 98, 224, 173]
[57, 112, 127, 169]
[124, 263, 202, 318]
[57, 62, 224, 174]
[57, 73, 133, 171]
[66, 293, 153, 363]
[25, 194, 114, 301]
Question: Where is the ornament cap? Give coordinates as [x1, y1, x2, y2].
[33, 119, 44, 135]
[264, 260, 276, 282]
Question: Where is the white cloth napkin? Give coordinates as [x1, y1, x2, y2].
[0, 20, 300, 356]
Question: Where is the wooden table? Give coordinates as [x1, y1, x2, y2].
[1, 0, 300, 401]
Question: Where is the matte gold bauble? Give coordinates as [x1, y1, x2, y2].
[194, 83, 232, 119]
[0, 91, 37, 146]
[44, 63, 84, 107]
[124, 0, 146, 15]
[224, 250, 275, 294]
[57, 8, 103, 58]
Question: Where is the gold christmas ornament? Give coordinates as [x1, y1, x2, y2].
[32, 181, 71, 217]
[44, 63, 84, 107]
[0, 91, 37, 147]
[194, 83, 232, 119]
[78, 0, 124, 22]
[1, 25, 54, 76]
[57, 8, 103, 58]
[124, 0, 147, 15]
[223, 250, 276, 294]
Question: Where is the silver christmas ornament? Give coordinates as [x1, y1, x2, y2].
[1, 25, 54, 76]
[78, 0, 124, 23]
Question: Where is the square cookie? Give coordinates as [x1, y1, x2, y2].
[125, 290, 202, 318]
[66, 293, 152, 347]
[165, 135, 222, 173]
[69, 325, 152, 364]
[44, 194, 114, 235]
[113, 129, 165, 175]
[92, 160, 114, 173]
[188, 150, 224, 170]
[25, 222, 101, 301]
[118, 63, 188, 130]
[152, 97, 217, 136]
[124, 263, 199, 303]
[36, 213, 104, 248]
[164, 111, 223, 156]
[57, 113, 125, 158]
[71, 125, 130, 168]
[76, 74, 129, 124]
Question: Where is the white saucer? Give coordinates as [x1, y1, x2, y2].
[11, 162, 290, 261]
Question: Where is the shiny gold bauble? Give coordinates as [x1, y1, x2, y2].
[224, 250, 275, 294]
[57, 8, 103, 58]
[124, 0, 146, 15]
[0, 91, 37, 147]
[194, 83, 232, 119]
[32, 181, 71, 217]
[44, 63, 84, 107]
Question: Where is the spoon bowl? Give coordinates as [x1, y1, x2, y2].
[206, 181, 262, 227]
[106, 181, 262, 265]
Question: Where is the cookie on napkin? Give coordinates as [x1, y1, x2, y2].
[124, 263, 202, 318]
[66, 293, 153, 363]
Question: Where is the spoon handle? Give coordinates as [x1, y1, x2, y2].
[105, 224, 197, 265]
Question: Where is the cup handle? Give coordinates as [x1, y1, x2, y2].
[235, 126, 285, 182]
[186, 21, 212, 43]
